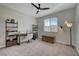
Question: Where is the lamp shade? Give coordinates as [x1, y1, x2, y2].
[64, 20, 73, 28]
[66, 23, 73, 28]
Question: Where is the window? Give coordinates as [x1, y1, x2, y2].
[44, 17, 58, 32]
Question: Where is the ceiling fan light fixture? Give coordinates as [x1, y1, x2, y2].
[31, 3, 50, 14]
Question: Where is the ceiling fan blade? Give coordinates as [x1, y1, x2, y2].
[38, 4, 40, 8]
[31, 3, 50, 14]
[31, 3, 39, 9]
[40, 8, 50, 10]
[36, 10, 39, 14]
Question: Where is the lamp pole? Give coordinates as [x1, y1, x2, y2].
[64, 20, 74, 49]
[70, 27, 72, 46]
[70, 27, 75, 49]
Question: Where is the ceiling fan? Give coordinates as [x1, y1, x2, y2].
[31, 3, 50, 14]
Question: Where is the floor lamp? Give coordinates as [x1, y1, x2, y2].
[64, 21, 74, 49]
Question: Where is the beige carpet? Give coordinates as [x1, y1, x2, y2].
[0, 39, 78, 56]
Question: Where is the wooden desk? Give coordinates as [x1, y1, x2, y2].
[7, 33, 27, 45]
[17, 33, 27, 45]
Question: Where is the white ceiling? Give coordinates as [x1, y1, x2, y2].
[1, 3, 76, 18]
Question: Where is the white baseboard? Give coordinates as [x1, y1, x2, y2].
[75, 47, 79, 54]
[55, 40, 69, 45]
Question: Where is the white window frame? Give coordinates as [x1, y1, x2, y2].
[44, 17, 58, 32]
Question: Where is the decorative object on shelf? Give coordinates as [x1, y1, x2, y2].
[64, 20, 74, 49]
[6, 19, 10, 22]
[11, 19, 15, 23]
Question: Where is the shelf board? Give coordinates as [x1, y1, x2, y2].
[6, 30, 18, 32]
[6, 34, 18, 37]
[6, 26, 18, 28]
[32, 30, 38, 31]
[6, 22, 18, 24]
[32, 24, 38, 26]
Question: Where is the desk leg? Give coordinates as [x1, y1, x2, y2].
[17, 35, 20, 45]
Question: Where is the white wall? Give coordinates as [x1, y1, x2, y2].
[0, 4, 36, 48]
[0, 19, 5, 48]
[37, 8, 76, 45]
[0, 4, 37, 32]
[75, 4, 79, 53]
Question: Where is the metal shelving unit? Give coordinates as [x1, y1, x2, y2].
[5, 19, 18, 47]
[32, 25, 38, 40]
